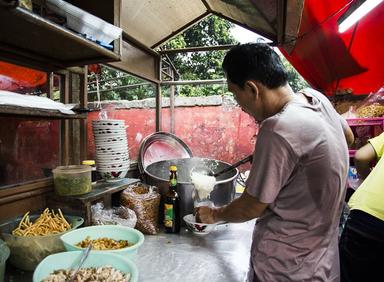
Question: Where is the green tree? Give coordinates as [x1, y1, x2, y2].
[281, 56, 309, 92]
[162, 15, 237, 96]
[88, 66, 155, 102]
[162, 15, 308, 96]
[88, 15, 308, 100]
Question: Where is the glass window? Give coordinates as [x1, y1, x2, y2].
[0, 118, 60, 188]
[0, 62, 62, 188]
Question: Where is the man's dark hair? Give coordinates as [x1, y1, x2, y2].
[222, 43, 288, 89]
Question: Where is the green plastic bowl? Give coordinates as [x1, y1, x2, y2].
[33, 251, 138, 282]
[60, 225, 144, 260]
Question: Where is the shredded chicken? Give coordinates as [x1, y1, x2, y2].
[41, 266, 131, 282]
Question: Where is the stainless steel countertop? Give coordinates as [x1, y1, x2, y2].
[136, 220, 255, 282]
[5, 221, 255, 282]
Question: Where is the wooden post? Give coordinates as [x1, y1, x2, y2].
[46, 72, 54, 99]
[156, 55, 162, 131]
[59, 71, 70, 165]
[79, 66, 88, 162]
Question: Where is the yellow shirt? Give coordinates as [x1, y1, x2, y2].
[349, 132, 384, 220]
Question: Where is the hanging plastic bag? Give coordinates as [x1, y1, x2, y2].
[91, 202, 137, 228]
[120, 183, 161, 235]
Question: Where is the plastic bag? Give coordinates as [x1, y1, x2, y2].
[355, 86, 384, 117]
[98, 104, 117, 120]
[120, 183, 161, 235]
[91, 202, 137, 228]
[341, 106, 357, 119]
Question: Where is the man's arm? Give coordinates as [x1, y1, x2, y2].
[196, 190, 268, 224]
[354, 143, 376, 179]
[340, 116, 354, 147]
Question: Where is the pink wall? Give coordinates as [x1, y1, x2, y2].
[87, 105, 258, 172]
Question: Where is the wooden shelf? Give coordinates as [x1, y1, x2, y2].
[0, 5, 120, 71]
[0, 104, 87, 119]
[47, 178, 140, 225]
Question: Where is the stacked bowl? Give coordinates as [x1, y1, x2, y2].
[92, 120, 130, 182]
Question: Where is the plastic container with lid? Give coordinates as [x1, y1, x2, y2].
[52, 165, 92, 196]
[82, 160, 99, 184]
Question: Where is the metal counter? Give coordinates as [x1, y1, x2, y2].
[136, 220, 255, 282]
[5, 220, 255, 282]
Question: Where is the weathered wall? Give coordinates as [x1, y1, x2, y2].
[87, 96, 258, 172]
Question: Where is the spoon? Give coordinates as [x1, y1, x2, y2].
[67, 243, 92, 282]
[210, 154, 253, 178]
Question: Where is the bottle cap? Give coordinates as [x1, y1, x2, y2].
[82, 160, 95, 166]
[169, 165, 177, 171]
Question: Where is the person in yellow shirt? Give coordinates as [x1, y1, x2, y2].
[339, 132, 384, 282]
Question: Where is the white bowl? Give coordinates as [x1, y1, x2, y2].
[95, 141, 128, 148]
[92, 119, 125, 125]
[98, 169, 129, 181]
[94, 136, 127, 142]
[96, 159, 129, 164]
[97, 165, 130, 171]
[95, 153, 129, 159]
[92, 123, 126, 128]
[93, 131, 126, 135]
[93, 132, 127, 138]
[183, 214, 218, 235]
[93, 130, 127, 135]
[95, 153, 129, 158]
[97, 164, 130, 170]
[94, 139, 128, 144]
[95, 146, 129, 153]
[96, 156, 129, 162]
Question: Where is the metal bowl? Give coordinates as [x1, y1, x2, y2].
[144, 157, 238, 220]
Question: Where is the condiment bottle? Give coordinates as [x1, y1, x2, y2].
[82, 160, 98, 184]
[164, 165, 181, 233]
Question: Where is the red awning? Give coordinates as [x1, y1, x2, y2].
[280, 0, 384, 96]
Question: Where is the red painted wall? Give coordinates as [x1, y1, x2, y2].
[87, 105, 258, 172]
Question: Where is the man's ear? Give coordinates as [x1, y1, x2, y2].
[245, 80, 259, 99]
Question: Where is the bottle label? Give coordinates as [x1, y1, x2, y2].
[164, 203, 174, 228]
[170, 178, 177, 187]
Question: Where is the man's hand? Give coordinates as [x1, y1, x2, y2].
[195, 206, 220, 224]
[195, 190, 268, 224]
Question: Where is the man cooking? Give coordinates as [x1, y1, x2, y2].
[196, 43, 354, 281]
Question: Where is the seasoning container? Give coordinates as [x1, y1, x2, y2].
[82, 160, 98, 184]
[163, 165, 181, 233]
[52, 165, 92, 196]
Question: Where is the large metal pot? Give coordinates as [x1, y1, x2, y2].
[144, 157, 239, 219]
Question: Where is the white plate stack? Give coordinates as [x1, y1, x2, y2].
[92, 120, 130, 182]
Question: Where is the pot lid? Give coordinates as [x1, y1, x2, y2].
[138, 131, 193, 174]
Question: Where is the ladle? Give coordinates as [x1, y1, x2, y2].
[210, 154, 253, 178]
[67, 243, 92, 282]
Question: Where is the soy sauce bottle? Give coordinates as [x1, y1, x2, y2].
[163, 165, 180, 233]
